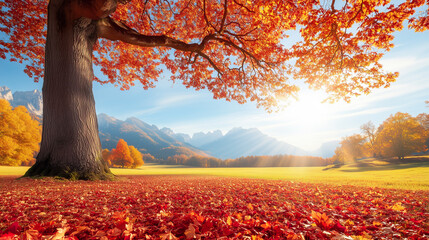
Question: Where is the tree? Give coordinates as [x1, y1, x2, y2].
[1, 0, 427, 179]
[416, 113, 429, 130]
[415, 113, 429, 151]
[129, 145, 144, 168]
[142, 153, 156, 163]
[333, 134, 367, 163]
[331, 147, 346, 166]
[0, 99, 42, 166]
[377, 112, 428, 160]
[110, 139, 134, 168]
[101, 148, 112, 166]
[360, 121, 378, 157]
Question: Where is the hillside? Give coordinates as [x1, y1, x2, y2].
[163, 127, 338, 158]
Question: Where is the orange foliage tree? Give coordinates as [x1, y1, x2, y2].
[110, 139, 134, 168]
[1, 0, 427, 178]
[0, 99, 42, 166]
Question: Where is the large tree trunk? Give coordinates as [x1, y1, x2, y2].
[25, 0, 112, 180]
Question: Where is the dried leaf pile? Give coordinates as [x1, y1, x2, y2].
[0, 176, 428, 239]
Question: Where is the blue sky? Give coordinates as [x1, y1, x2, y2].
[1, 28, 428, 151]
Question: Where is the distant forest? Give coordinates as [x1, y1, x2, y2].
[158, 154, 328, 168]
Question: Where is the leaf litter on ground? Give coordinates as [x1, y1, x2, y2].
[0, 176, 428, 239]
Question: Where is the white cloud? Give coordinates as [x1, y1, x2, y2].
[381, 56, 429, 74]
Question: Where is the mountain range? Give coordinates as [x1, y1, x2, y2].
[1, 86, 338, 159]
[97, 113, 209, 159]
[162, 127, 337, 159]
[0, 86, 43, 118]
[163, 127, 306, 159]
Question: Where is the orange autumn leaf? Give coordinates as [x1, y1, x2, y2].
[184, 224, 197, 239]
[311, 211, 334, 230]
[226, 216, 232, 226]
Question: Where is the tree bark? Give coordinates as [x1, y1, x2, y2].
[25, 0, 113, 180]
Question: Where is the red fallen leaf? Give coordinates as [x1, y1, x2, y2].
[70, 226, 88, 236]
[201, 219, 214, 233]
[366, 225, 379, 231]
[221, 227, 234, 237]
[32, 221, 56, 235]
[106, 228, 122, 237]
[0, 233, 17, 240]
[333, 222, 346, 233]
[93, 230, 106, 237]
[4, 222, 20, 235]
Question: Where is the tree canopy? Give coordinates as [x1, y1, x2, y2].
[110, 138, 134, 168]
[1, 0, 428, 110]
[376, 112, 428, 159]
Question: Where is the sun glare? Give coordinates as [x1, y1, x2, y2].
[281, 91, 332, 127]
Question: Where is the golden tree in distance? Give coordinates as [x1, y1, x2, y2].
[110, 139, 134, 168]
[376, 112, 428, 160]
[0, 99, 41, 166]
[129, 145, 144, 168]
[331, 134, 367, 164]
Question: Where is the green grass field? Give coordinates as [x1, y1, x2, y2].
[1, 157, 428, 190]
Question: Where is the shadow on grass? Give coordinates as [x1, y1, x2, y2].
[340, 157, 429, 172]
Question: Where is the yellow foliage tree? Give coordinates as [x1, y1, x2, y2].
[331, 134, 367, 165]
[376, 112, 428, 160]
[129, 146, 144, 168]
[0, 99, 41, 166]
[416, 113, 429, 148]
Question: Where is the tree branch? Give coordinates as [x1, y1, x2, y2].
[97, 17, 204, 52]
[232, 0, 254, 13]
[203, 0, 217, 32]
[97, 15, 269, 78]
[219, 0, 228, 33]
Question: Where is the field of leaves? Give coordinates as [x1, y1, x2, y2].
[0, 176, 428, 239]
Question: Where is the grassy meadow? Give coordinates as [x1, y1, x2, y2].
[2, 156, 428, 191]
